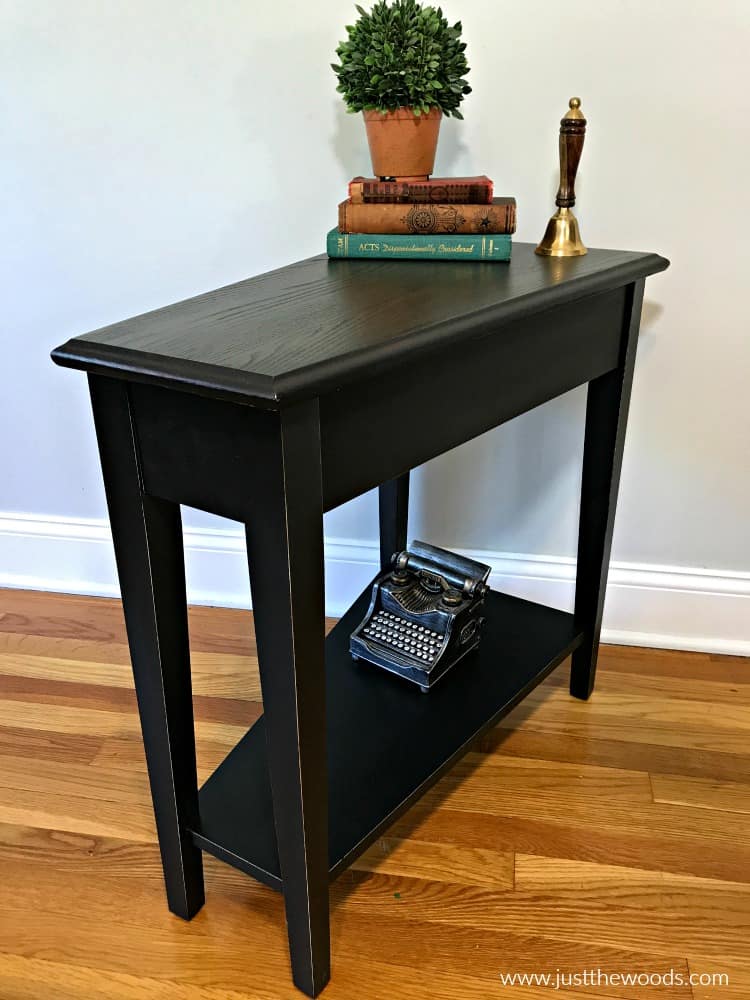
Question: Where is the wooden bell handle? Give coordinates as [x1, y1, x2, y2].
[556, 97, 586, 209]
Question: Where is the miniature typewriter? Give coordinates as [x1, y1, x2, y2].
[350, 540, 491, 692]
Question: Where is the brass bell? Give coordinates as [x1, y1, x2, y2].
[536, 97, 587, 257]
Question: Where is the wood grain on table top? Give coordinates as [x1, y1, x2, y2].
[51, 245, 668, 405]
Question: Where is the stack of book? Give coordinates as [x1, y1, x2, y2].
[326, 175, 515, 263]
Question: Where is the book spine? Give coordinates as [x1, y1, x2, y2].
[326, 229, 511, 263]
[338, 198, 516, 236]
[348, 176, 493, 205]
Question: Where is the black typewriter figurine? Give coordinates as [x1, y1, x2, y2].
[350, 540, 491, 692]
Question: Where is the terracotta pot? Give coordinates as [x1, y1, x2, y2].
[363, 107, 442, 180]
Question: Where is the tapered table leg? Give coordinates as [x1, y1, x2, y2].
[245, 399, 329, 998]
[571, 280, 645, 699]
[89, 376, 204, 918]
[378, 472, 410, 570]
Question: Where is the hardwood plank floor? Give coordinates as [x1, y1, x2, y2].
[0, 588, 747, 999]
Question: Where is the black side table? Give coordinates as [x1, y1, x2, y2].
[52, 243, 668, 996]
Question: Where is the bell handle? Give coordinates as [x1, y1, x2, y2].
[556, 97, 587, 209]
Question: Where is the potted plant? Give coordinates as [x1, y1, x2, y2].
[332, 0, 471, 180]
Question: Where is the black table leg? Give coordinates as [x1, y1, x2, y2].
[570, 280, 646, 700]
[245, 399, 329, 998]
[88, 376, 205, 918]
[378, 472, 410, 570]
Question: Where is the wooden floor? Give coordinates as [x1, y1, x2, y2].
[1, 589, 748, 999]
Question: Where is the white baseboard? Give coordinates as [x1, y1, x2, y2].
[1, 512, 748, 657]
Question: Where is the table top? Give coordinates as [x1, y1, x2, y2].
[51, 243, 668, 407]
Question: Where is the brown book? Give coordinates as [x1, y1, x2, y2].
[338, 197, 516, 236]
[348, 175, 493, 204]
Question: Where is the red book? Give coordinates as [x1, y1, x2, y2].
[338, 197, 516, 236]
[348, 175, 493, 205]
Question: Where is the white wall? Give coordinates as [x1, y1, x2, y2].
[2, 0, 749, 652]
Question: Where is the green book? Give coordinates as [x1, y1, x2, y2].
[326, 228, 511, 263]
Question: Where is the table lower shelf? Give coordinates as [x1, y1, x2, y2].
[188, 584, 584, 891]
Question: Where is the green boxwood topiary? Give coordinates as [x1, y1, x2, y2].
[332, 0, 471, 119]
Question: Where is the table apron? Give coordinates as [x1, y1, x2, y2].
[320, 285, 628, 509]
[125, 285, 628, 519]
